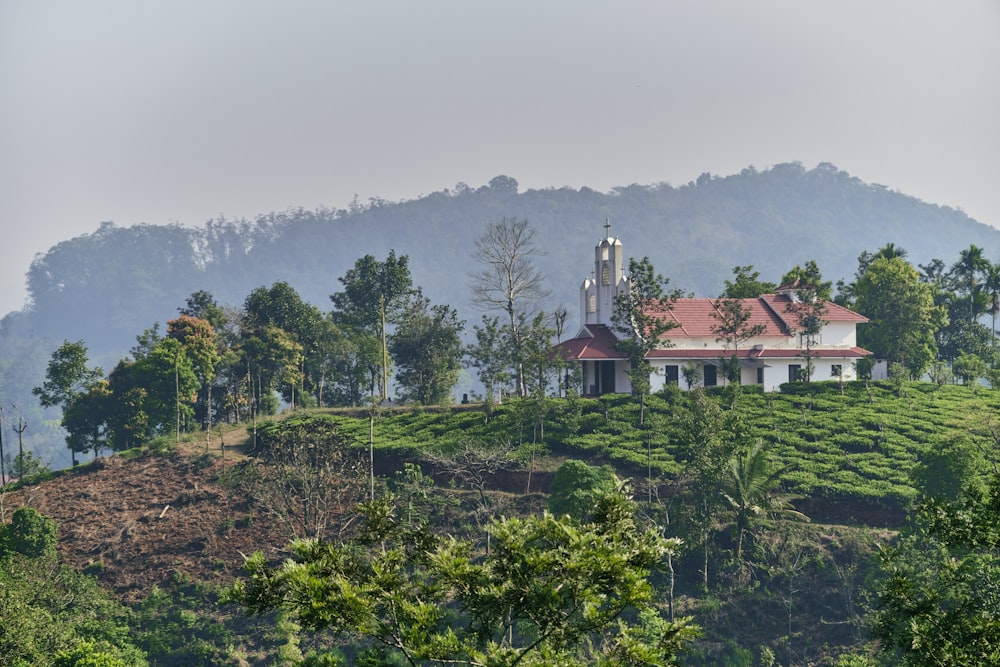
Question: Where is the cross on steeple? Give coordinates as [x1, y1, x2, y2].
[604, 218, 611, 239]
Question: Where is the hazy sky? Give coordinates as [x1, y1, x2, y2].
[1, 1, 998, 317]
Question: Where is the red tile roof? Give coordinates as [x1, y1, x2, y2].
[556, 296, 869, 361]
[553, 325, 625, 361]
[642, 295, 867, 342]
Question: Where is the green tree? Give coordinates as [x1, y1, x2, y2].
[780, 260, 832, 300]
[0, 510, 148, 667]
[389, 299, 465, 405]
[129, 337, 200, 440]
[548, 459, 616, 522]
[331, 252, 418, 402]
[985, 262, 1000, 351]
[953, 351, 987, 386]
[464, 316, 513, 404]
[229, 487, 699, 666]
[914, 435, 989, 502]
[711, 297, 766, 384]
[721, 265, 776, 299]
[783, 288, 828, 382]
[470, 218, 550, 398]
[241, 324, 304, 414]
[852, 257, 946, 378]
[167, 315, 220, 431]
[33, 340, 104, 413]
[177, 289, 227, 332]
[611, 257, 685, 425]
[720, 440, 806, 563]
[951, 243, 989, 323]
[871, 473, 1000, 666]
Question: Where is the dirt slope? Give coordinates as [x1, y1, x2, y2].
[1, 449, 288, 603]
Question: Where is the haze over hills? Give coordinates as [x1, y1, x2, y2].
[2, 161, 999, 464]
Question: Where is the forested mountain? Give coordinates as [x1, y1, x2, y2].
[2, 162, 999, 464]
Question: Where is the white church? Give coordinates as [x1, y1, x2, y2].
[555, 227, 871, 394]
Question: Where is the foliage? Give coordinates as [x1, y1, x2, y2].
[229, 489, 699, 666]
[782, 288, 828, 382]
[871, 473, 1000, 666]
[2, 507, 58, 558]
[612, 256, 686, 423]
[33, 340, 104, 412]
[548, 459, 617, 522]
[720, 265, 776, 299]
[0, 511, 147, 667]
[719, 440, 807, 562]
[711, 297, 766, 383]
[330, 251, 419, 402]
[389, 298, 465, 404]
[913, 434, 990, 502]
[850, 257, 945, 378]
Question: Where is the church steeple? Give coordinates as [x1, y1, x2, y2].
[581, 220, 627, 327]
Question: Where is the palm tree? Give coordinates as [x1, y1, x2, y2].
[876, 243, 908, 261]
[986, 263, 1000, 351]
[721, 440, 808, 561]
[952, 244, 989, 323]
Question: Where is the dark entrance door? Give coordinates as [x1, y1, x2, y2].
[599, 360, 616, 394]
[704, 364, 717, 387]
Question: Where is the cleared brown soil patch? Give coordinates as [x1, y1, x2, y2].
[1, 449, 288, 603]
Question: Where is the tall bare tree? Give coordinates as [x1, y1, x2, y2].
[470, 218, 549, 397]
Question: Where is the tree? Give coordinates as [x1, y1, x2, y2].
[229, 487, 699, 666]
[780, 260, 832, 300]
[720, 440, 807, 563]
[0, 509, 148, 666]
[783, 288, 828, 382]
[331, 252, 419, 402]
[233, 414, 367, 541]
[548, 459, 616, 522]
[178, 289, 227, 332]
[464, 316, 513, 404]
[953, 351, 987, 386]
[240, 324, 304, 414]
[611, 257, 685, 424]
[167, 315, 220, 432]
[389, 298, 465, 405]
[984, 263, 1000, 350]
[33, 341, 104, 413]
[245, 281, 326, 408]
[129, 337, 199, 440]
[721, 265, 776, 299]
[871, 473, 1000, 666]
[852, 257, 946, 378]
[951, 244, 989, 323]
[470, 218, 550, 397]
[711, 298, 765, 384]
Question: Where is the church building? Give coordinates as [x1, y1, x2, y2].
[555, 226, 870, 394]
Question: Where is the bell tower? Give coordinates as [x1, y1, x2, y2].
[581, 220, 627, 327]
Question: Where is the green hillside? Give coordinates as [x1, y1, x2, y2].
[312, 380, 998, 522]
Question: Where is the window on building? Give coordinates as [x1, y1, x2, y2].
[664, 365, 679, 385]
[602, 265, 610, 286]
[831, 364, 842, 378]
[756, 367, 764, 384]
[587, 294, 597, 313]
[704, 364, 717, 387]
[788, 364, 802, 383]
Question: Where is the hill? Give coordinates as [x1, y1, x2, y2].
[4, 161, 1000, 464]
[6, 381, 996, 664]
